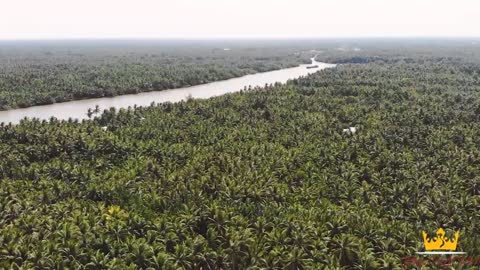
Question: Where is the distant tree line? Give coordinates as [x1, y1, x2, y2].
[0, 44, 311, 110]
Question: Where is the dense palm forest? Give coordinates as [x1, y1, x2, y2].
[0, 40, 312, 110]
[2, 42, 480, 268]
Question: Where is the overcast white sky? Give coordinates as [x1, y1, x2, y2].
[0, 0, 479, 39]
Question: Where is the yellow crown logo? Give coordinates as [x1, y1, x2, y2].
[422, 228, 460, 251]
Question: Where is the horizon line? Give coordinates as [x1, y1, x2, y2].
[1, 36, 480, 42]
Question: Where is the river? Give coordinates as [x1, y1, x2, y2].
[0, 58, 335, 124]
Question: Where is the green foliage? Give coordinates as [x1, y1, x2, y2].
[2, 44, 480, 269]
[0, 41, 310, 110]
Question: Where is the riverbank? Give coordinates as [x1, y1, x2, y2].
[0, 43, 317, 110]
[0, 59, 335, 124]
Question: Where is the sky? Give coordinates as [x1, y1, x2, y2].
[0, 0, 479, 39]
